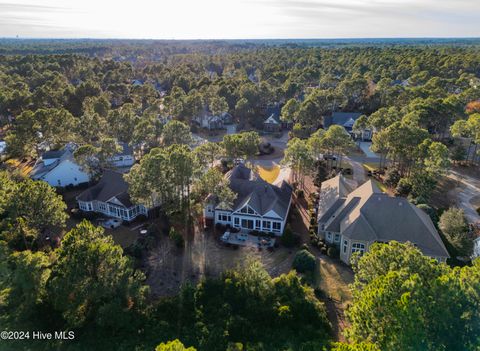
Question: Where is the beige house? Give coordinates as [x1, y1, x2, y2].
[317, 175, 449, 264]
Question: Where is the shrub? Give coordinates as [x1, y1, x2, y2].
[327, 246, 339, 258]
[395, 178, 412, 197]
[295, 189, 304, 198]
[281, 225, 300, 247]
[384, 167, 401, 188]
[292, 249, 316, 273]
[169, 228, 185, 248]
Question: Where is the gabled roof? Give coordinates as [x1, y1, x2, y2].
[318, 175, 355, 223]
[264, 114, 280, 124]
[30, 145, 77, 178]
[320, 179, 449, 258]
[222, 164, 292, 219]
[324, 112, 362, 129]
[76, 170, 134, 208]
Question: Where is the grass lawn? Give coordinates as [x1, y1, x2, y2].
[362, 162, 379, 172]
[257, 165, 280, 183]
[5, 158, 35, 176]
[372, 179, 388, 193]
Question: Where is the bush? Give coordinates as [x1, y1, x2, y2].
[292, 249, 316, 273]
[295, 189, 304, 198]
[395, 178, 412, 197]
[384, 167, 401, 188]
[281, 225, 300, 247]
[320, 247, 327, 255]
[169, 228, 185, 248]
[327, 246, 339, 258]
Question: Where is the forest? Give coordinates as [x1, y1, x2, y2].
[0, 39, 480, 350]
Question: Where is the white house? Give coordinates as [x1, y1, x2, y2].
[77, 170, 148, 222]
[204, 164, 293, 235]
[317, 175, 450, 264]
[30, 143, 90, 187]
[473, 237, 480, 260]
[108, 142, 135, 168]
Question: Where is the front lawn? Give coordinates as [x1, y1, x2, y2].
[258, 165, 280, 183]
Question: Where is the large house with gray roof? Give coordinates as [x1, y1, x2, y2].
[204, 164, 293, 235]
[317, 175, 449, 264]
[77, 170, 148, 222]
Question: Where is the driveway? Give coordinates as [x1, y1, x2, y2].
[359, 142, 379, 158]
[447, 170, 480, 224]
[344, 156, 366, 186]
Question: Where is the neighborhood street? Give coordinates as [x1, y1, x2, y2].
[447, 170, 480, 224]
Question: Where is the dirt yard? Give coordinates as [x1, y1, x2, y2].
[145, 226, 296, 297]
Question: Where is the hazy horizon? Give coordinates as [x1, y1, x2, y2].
[1, 0, 479, 40]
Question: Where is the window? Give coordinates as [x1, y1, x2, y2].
[240, 206, 255, 214]
[255, 220, 261, 230]
[234, 217, 240, 227]
[327, 232, 332, 240]
[334, 234, 340, 242]
[241, 219, 254, 229]
[262, 221, 271, 230]
[343, 240, 348, 254]
[272, 222, 281, 232]
[351, 243, 366, 255]
[217, 213, 231, 222]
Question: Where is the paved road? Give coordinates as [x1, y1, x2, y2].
[447, 170, 480, 224]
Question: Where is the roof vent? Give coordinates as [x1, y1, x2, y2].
[399, 202, 403, 206]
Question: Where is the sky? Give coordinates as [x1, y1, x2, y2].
[0, 0, 479, 39]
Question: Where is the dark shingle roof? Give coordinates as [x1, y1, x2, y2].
[224, 164, 292, 219]
[323, 112, 362, 129]
[42, 149, 67, 160]
[320, 178, 449, 258]
[76, 170, 133, 208]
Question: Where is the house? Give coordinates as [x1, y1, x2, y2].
[317, 175, 450, 264]
[263, 114, 282, 133]
[204, 164, 293, 235]
[263, 103, 289, 132]
[473, 237, 480, 260]
[76, 170, 148, 222]
[193, 109, 232, 130]
[108, 142, 135, 168]
[30, 143, 90, 187]
[323, 112, 372, 140]
[0, 140, 6, 155]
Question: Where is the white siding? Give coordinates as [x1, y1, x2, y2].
[39, 160, 90, 187]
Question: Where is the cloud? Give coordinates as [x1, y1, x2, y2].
[0, 0, 478, 39]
